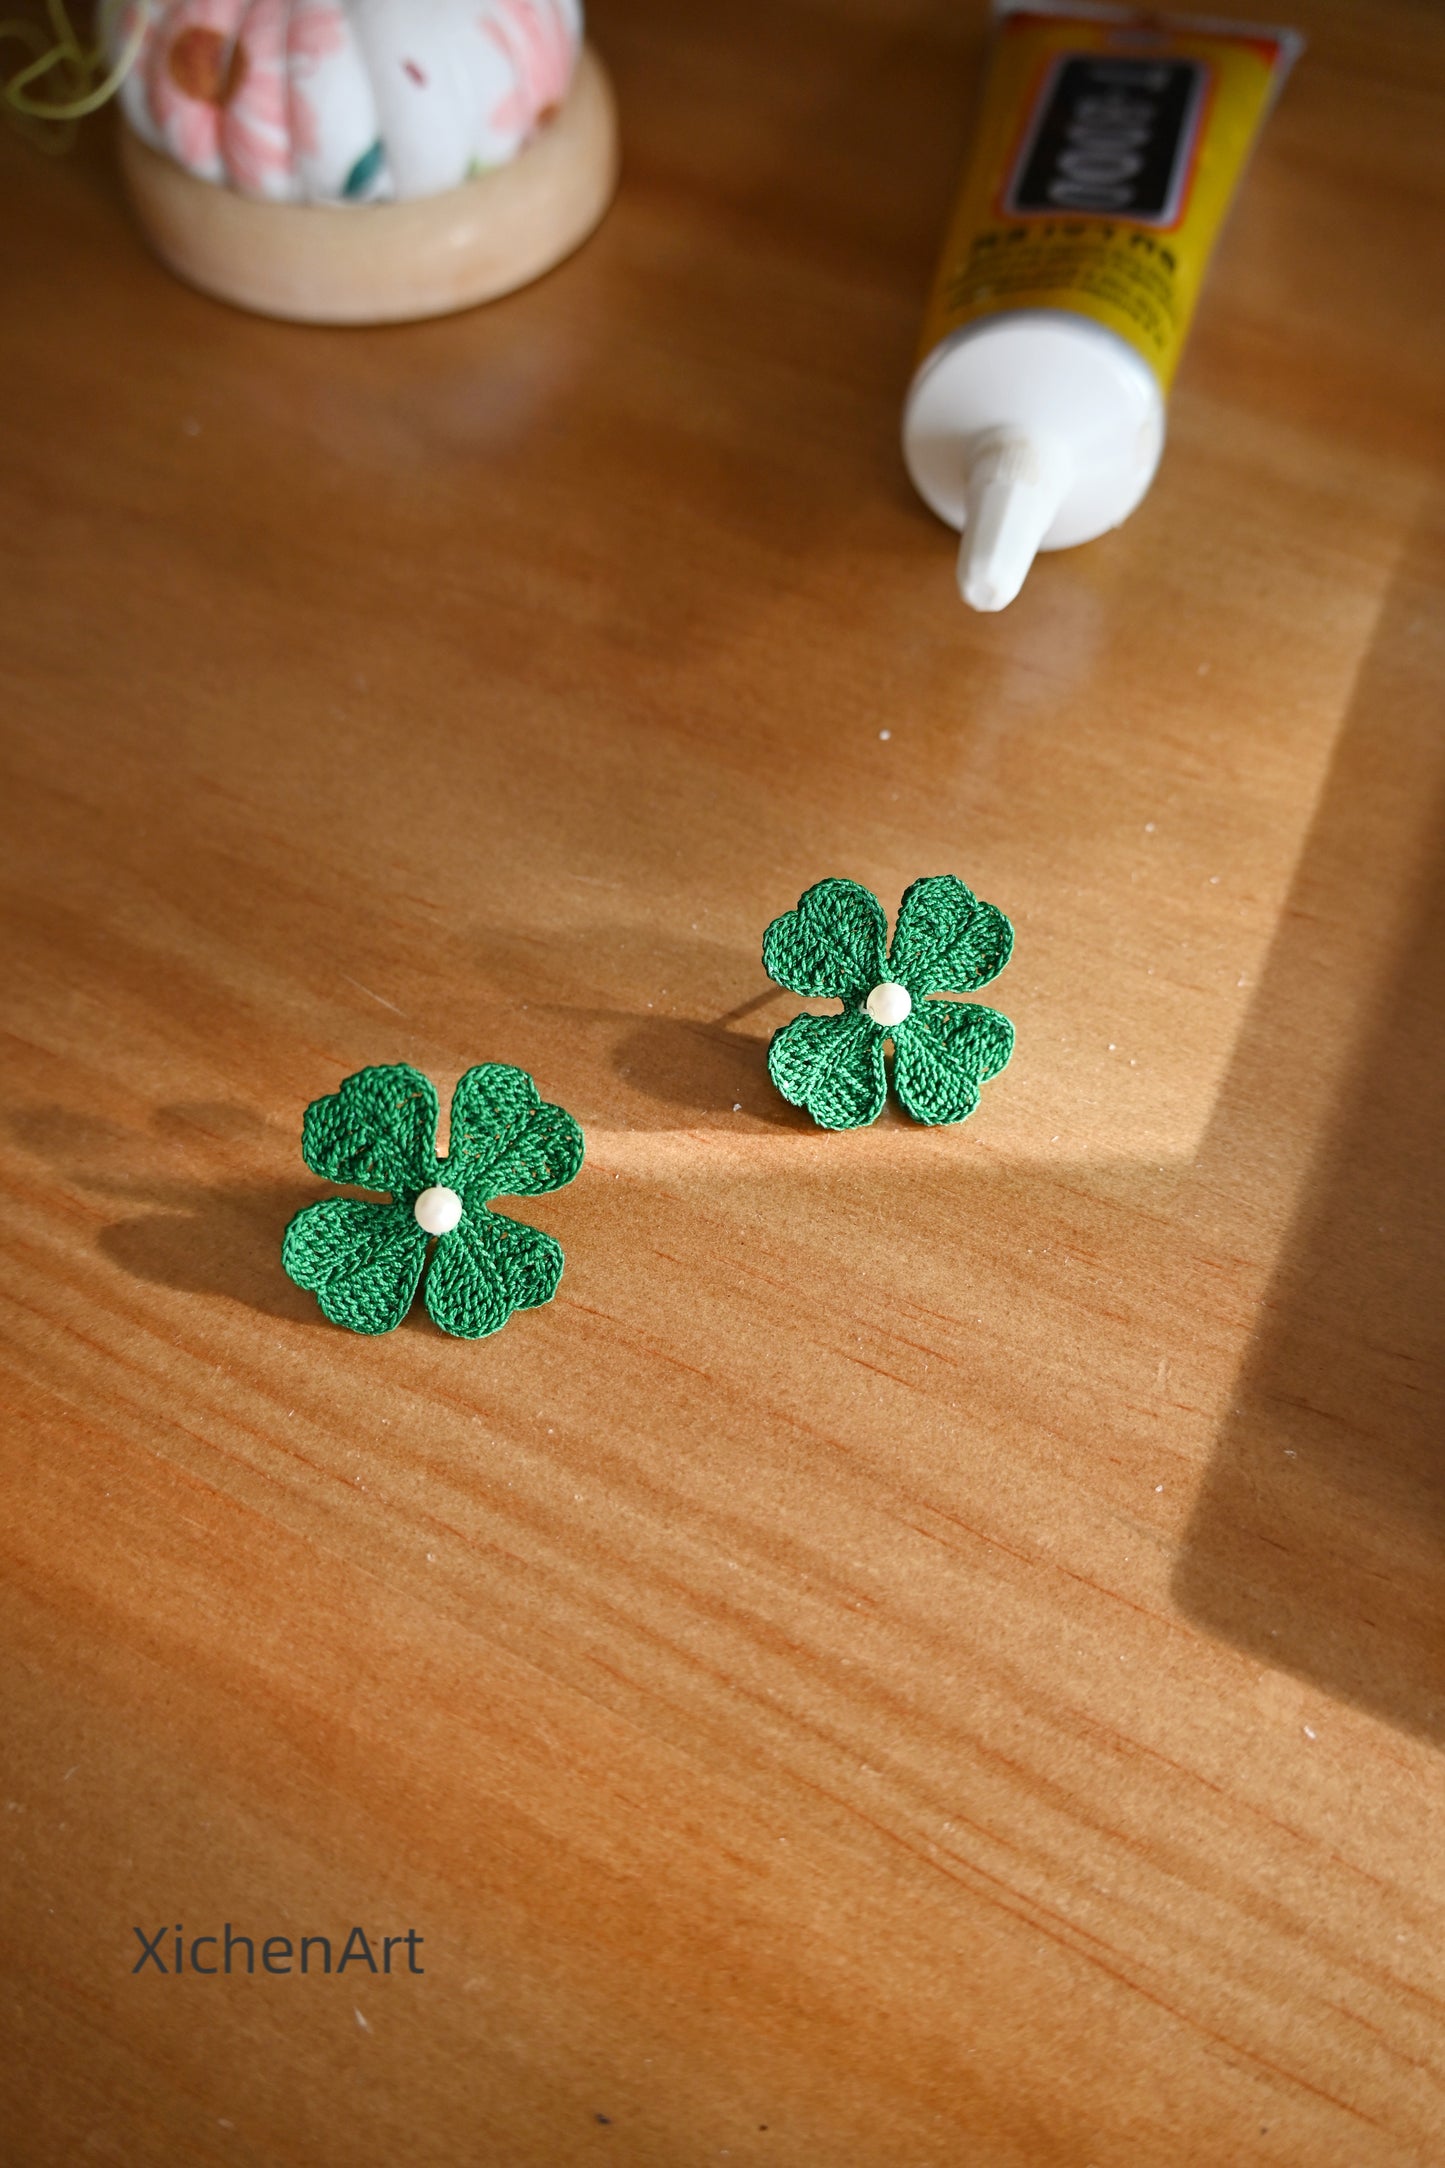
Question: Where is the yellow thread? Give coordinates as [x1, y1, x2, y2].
[1, 0, 146, 136]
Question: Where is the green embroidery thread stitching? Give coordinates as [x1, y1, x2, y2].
[763, 876, 1015, 1130]
[282, 1062, 584, 1337]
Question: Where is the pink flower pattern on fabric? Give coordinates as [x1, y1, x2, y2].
[484, 0, 576, 137]
[143, 0, 248, 179]
[285, 0, 347, 163]
[112, 0, 584, 200]
[220, 0, 294, 196]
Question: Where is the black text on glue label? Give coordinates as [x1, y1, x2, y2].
[1006, 56, 1208, 226]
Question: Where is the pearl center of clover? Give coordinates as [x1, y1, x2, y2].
[413, 1185, 464, 1236]
[865, 981, 912, 1028]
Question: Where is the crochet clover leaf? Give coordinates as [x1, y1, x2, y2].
[282, 1062, 584, 1337]
[763, 876, 1015, 1129]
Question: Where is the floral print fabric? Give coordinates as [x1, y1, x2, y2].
[110, 0, 581, 202]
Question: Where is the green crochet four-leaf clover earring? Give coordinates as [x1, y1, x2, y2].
[282, 882, 1010, 1334]
[763, 875, 1014, 1129]
[282, 1062, 583, 1337]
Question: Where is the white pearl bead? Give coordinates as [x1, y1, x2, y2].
[865, 981, 912, 1027]
[413, 1185, 464, 1236]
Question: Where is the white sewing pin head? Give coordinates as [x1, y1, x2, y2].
[413, 1185, 464, 1235]
[865, 982, 913, 1028]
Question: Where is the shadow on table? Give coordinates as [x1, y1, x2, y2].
[8, 1102, 322, 1325]
[460, 917, 808, 1131]
[97, 1175, 323, 1323]
[1173, 513, 1445, 1741]
[605, 991, 805, 1129]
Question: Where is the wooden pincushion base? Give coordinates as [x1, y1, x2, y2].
[117, 43, 618, 325]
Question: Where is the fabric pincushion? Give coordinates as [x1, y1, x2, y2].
[109, 0, 582, 204]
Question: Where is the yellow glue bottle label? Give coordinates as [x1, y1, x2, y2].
[919, 5, 1296, 391]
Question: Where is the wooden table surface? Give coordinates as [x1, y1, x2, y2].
[2, 2, 1442, 2162]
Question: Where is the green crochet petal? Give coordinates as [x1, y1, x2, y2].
[423, 1209, 564, 1339]
[282, 1197, 428, 1333]
[763, 878, 888, 1000]
[301, 1064, 439, 1197]
[767, 1009, 887, 1129]
[889, 876, 1013, 997]
[891, 1000, 1015, 1125]
[443, 1064, 585, 1205]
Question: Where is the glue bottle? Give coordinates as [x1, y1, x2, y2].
[903, 2, 1301, 611]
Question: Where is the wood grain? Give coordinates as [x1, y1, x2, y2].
[1, 2, 1442, 2162]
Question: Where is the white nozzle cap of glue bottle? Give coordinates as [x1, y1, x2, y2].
[956, 430, 1072, 612]
[903, 310, 1166, 612]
